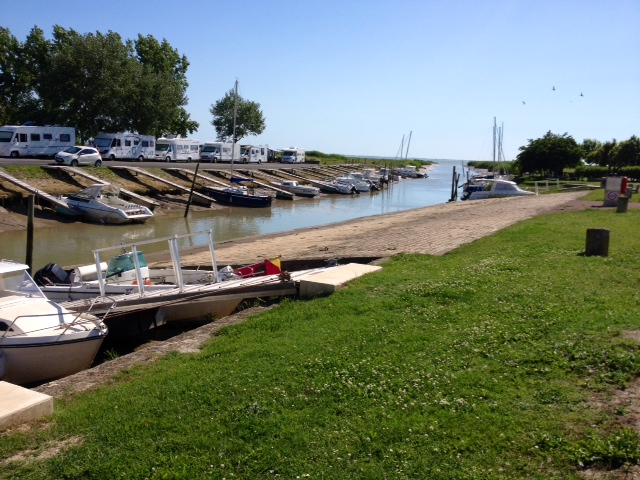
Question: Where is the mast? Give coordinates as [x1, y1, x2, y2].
[231, 79, 238, 178]
[492, 117, 496, 177]
[404, 131, 412, 160]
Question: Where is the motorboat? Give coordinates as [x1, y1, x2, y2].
[202, 185, 273, 207]
[270, 180, 320, 198]
[335, 175, 377, 192]
[63, 183, 154, 224]
[315, 181, 358, 195]
[462, 178, 535, 200]
[0, 259, 108, 386]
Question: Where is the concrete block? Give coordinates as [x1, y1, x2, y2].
[0, 381, 54, 431]
[298, 263, 382, 298]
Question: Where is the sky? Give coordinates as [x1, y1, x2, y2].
[2, 0, 639, 161]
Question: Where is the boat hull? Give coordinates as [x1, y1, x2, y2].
[0, 333, 105, 385]
[202, 186, 272, 207]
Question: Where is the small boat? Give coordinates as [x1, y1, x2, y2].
[270, 180, 320, 198]
[202, 185, 273, 208]
[335, 175, 375, 192]
[0, 260, 108, 386]
[316, 181, 358, 195]
[64, 183, 154, 224]
[462, 178, 535, 200]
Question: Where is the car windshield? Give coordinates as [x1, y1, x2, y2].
[201, 145, 217, 152]
[0, 131, 13, 142]
[63, 146, 82, 154]
[93, 137, 112, 147]
[156, 143, 171, 152]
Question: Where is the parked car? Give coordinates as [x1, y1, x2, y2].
[55, 146, 102, 167]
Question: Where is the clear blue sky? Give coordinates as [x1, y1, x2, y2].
[2, 0, 639, 160]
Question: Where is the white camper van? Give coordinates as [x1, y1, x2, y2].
[200, 142, 241, 163]
[281, 147, 305, 164]
[0, 125, 75, 158]
[93, 133, 155, 161]
[155, 135, 200, 162]
[240, 145, 268, 164]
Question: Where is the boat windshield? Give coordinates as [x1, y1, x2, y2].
[106, 251, 148, 278]
[0, 270, 45, 299]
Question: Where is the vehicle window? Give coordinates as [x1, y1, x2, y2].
[19, 133, 27, 142]
[142, 140, 149, 147]
[125, 140, 131, 147]
[60, 134, 71, 142]
[43, 133, 52, 140]
[31, 133, 41, 141]
[191, 145, 198, 151]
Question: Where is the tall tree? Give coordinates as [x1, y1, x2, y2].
[209, 88, 265, 142]
[515, 131, 582, 177]
[581, 138, 602, 164]
[0, 27, 29, 124]
[593, 139, 618, 168]
[610, 135, 640, 168]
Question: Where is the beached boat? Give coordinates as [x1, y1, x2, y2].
[335, 175, 375, 192]
[461, 178, 535, 200]
[0, 260, 108, 385]
[316, 181, 358, 194]
[63, 183, 154, 224]
[202, 185, 273, 207]
[270, 180, 320, 198]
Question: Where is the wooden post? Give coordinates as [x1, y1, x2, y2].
[184, 162, 200, 217]
[585, 228, 610, 257]
[26, 194, 34, 273]
[616, 196, 629, 213]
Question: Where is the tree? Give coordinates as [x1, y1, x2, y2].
[514, 131, 582, 177]
[610, 135, 640, 169]
[581, 138, 602, 164]
[209, 88, 265, 142]
[592, 139, 618, 169]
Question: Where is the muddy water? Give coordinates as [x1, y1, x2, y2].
[1, 161, 466, 269]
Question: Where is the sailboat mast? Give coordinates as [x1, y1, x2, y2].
[492, 117, 496, 177]
[404, 131, 412, 160]
[231, 79, 238, 173]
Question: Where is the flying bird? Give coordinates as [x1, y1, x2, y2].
[522, 101, 526, 105]
[552, 86, 555, 91]
[580, 92, 584, 97]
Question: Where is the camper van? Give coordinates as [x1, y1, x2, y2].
[93, 133, 155, 161]
[0, 124, 75, 158]
[281, 147, 305, 164]
[200, 142, 241, 163]
[155, 135, 200, 162]
[240, 145, 268, 164]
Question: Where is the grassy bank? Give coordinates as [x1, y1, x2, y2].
[2, 207, 640, 479]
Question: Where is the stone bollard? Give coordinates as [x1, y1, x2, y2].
[616, 196, 629, 213]
[585, 228, 610, 257]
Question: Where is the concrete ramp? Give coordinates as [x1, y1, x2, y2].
[297, 263, 382, 297]
[0, 381, 54, 431]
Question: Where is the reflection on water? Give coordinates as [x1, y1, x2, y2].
[1, 161, 467, 268]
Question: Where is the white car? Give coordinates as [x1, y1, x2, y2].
[55, 146, 103, 167]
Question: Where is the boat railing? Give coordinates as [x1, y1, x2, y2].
[1, 307, 109, 339]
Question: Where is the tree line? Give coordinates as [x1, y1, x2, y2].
[0, 26, 200, 143]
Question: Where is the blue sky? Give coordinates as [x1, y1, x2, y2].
[2, 0, 639, 160]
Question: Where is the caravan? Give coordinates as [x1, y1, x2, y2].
[240, 145, 268, 164]
[93, 133, 155, 161]
[0, 124, 75, 158]
[200, 142, 241, 163]
[155, 135, 200, 162]
[281, 147, 305, 164]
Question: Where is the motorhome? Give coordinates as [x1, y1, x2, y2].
[200, 142, 241, 163]
[240, 145, 268, 164]
[281, 147, 305, 164]
[93, 133, 156, 161]
[155, 135, 200, 162]
[0, 124, 75, 158]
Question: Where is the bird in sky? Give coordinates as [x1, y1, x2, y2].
[580, 92, 584, 97]
[522, 101, 526, 105]
[552, 86, 556, 91]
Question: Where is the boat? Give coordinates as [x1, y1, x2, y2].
[63, 183, 154, 224]
[202, 80, 273, 208]
[270, 180, 320, 198]
[202, 185, 273, 207]
[0, 259, 108, 386]
[461, 178, 535, 200]
[335, 175, 375, 192]
[315, 181, 358, 195]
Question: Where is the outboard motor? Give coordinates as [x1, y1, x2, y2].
[34, 263, 72, 286]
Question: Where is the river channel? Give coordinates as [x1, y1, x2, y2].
[2, 160, 468, 269]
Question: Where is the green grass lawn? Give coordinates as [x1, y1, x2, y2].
[2, 207, 640, 479]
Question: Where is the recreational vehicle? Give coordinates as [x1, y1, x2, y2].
[155, 135, 200, 162]
[0, 125, 75, 158]
[200, 142, 241, 163]
[93, 133, 155, 161]
[281, 147, 305, 164]
[240, 145, 268, 163]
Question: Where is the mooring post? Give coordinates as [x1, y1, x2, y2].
[616, 196, 629, 213]
[26, 194, 34, 273]
[585, 228, 610, 257]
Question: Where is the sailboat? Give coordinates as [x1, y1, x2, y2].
[202, 80, 273, 208]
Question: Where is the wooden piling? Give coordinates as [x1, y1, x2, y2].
[26, 195, 34, 272]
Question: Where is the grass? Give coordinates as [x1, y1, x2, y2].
[2, 207, 640, 479]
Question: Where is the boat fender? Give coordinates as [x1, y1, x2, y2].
[132, 278, 153, 285]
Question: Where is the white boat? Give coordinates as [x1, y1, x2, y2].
[335, 175, 374, 192]
[316, 181, 358, 195]
[0, 260, 108, 386]
[63, 183, 154, 224]
[270, 180, 320, 198]
[462, 178, 535, 200]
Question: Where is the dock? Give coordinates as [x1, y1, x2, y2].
[0, 167, 77, 215]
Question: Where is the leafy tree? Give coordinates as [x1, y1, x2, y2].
[610, 135, 640, 169]
[0, 26, 198, 142]
[581, 138, 602, 164]
[592, 139, 618, 169]
[209, 87, 265, 142]
[0, 27, 30, 124]
[514, 131, 582, 177]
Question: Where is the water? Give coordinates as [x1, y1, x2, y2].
[1, 160, 467, 268]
